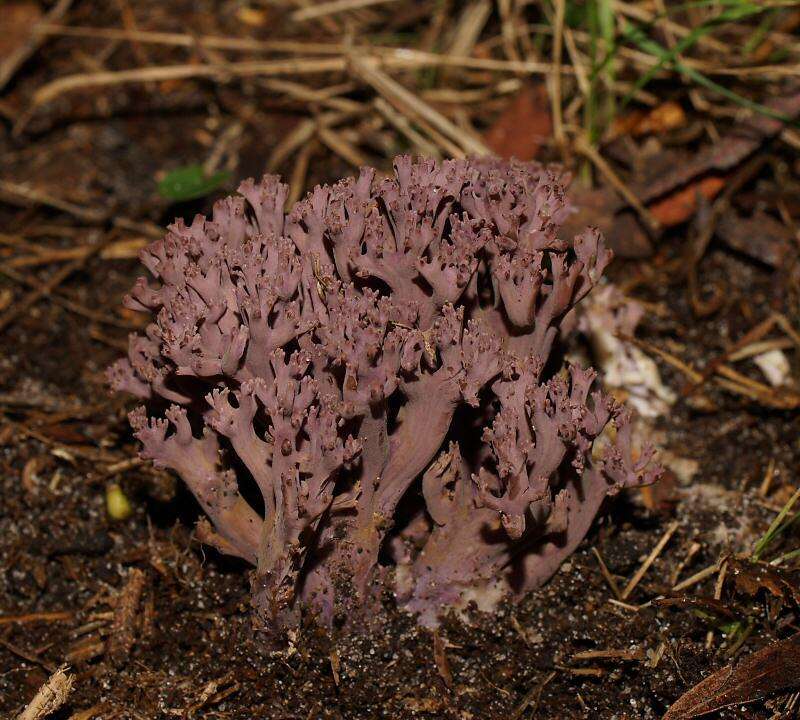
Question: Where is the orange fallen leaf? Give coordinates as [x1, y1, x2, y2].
[648, 176, 725, 227]
[236, 6, 270, 27]
[634, 101, 687, 136]
[484, 84, 552, 161]
[610, 101, 686, 139]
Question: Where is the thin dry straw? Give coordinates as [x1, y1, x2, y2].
[350, 55, 491, 157]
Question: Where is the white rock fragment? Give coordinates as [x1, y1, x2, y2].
[753, 348, 791, 387]
[577, 284, 676, 418]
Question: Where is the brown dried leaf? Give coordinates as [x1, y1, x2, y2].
[0, 2, 41, 61]
[663, 633, 800, 719]
[484, 84, 552, 161]
[716, 211, 792, 268]
[729, 557, 800, 606]
[566, 187, 654, 258]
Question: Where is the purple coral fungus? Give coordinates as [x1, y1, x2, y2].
[109, 156, 660, 631]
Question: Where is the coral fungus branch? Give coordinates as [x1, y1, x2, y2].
[110, 155, 659, 631]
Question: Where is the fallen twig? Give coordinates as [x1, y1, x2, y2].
[16, 665, 73, 720]
[106, 568, 146, 667]
[0, 180, 108, 224]
[0, 611, 72, 626]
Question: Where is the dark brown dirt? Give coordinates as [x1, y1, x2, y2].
[2, 4, 800, 718]
[2, 189, 798, 719]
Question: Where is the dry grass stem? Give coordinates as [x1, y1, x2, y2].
[510, 671, 557, 720]
[773, 312, 800, 349]
[446, 1, 493, 63]
[761, 458, 777, 498]
[0, 235, 116, 334]
[350, 56, 490, 157]
[262, 78, 364, 113]
[728, 338, 794, 362]
[621, 335, 704, 383]
[671, 562, 719, 593]
[607, 598, 652, 612]
[621, 521, 679, 600]
[267, 118, 317, 173]
[0, 265, 141, 330]
[38, 23, 577, 77]
[203, 121, 244, 176]
[572, 648, 645, 661]
[37, 23, 351, 54]
[550, 0, 566, 147]
[291, 0, 399, 22]
[373, 98, 441, 158]
[422, 78, 522, 104]
[670, 540, 701, 587]
[614, 1, 727, 53]
[32, 36, 576, 112]
[563, 26, 591, 98]
[32, 58, 350, 107]
[317, 125, 370, 168]
[288, 141, 317, 206]
[497, 0, 522, 62]
[592, 547, 622, 599]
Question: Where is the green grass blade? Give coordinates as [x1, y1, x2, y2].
[752, 486, 800, 561]
[679, 63, 798, 126]
[158, 165, 230, 202]
[622, 5, 766, 107]
[622, 20, 798, 126]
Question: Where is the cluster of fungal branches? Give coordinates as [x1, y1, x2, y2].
[110, 156, 660, 630]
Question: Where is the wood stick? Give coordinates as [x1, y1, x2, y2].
[0, 180, 108, 223]
[0, 611, 72, 626]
